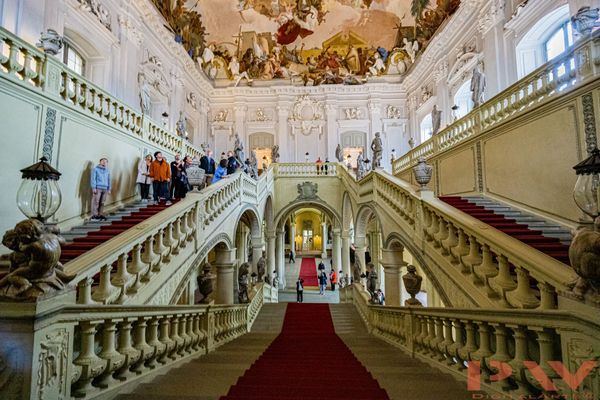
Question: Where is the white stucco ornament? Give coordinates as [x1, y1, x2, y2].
[36, 29, 64, 56]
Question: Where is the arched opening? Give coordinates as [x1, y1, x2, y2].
[353, 205, 383, 291]
[453, 80, 473, 120]
[420, 114, 433, 143]
[515, 5, 571, 78]
[249, 132, 275, 170]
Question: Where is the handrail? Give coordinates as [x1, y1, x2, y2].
[274, 162, 338, 177]
[283, 163, 577, 310]
[394, 30, 600, 175]
[340, 284, 600, 399]
[64, 168, 274, 306]
[0, 26, 202, 158]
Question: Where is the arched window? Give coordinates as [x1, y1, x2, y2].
[63, 41, 85, 76]
[453, 80, 473, 120]
[420, 114, 433, 143]
[544, 21, 573, 61]
[515, 5, 570, 78]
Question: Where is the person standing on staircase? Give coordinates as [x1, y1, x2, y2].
[150, 151, 172, 205]
[289, 250, 295, 264]
[318, 272, 327, 295]
[90, 157, 111, 221]
[296, 278, 304, 303]
[136, 154, 153, 202]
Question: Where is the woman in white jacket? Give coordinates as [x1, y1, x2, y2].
[136, 154, 153, 202]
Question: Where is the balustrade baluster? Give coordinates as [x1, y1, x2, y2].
[491, 255, 517, 308]
[96, 319, 126, 388]
[471, 322, 493, 363]
[433, 216, 448, 247]
[427, 212, 439, 243]
[507, 266, 540, 309]
[179, 315, 192, 354]
[146, 317, 164, 369]
[132, 317, 155, 375]
[92, 264, 117, 304]
[77, 277, 95, 305]
[114, 318, 141, 381]
[446, 319, 464, 369]
[112, 253, 133, 297]
[431, 318, 445, 360]
[141, 235, 158, 282]
[508, 326, 533, 395]
[72, 320, 104, 396]
[127, 244, 146, 293]
[441, 222, 458, 257]
[169, 315, 184, 358]
[537, 282, 557, 310]
[153, 229, 168, 268]
[172, 218, 182, 255]
[475, 244, 498, 294]
[457, 321, 477, 363]
[158, 316, 174, 364]
[439, 318, 454, 364]
[451, 229, 469, 267]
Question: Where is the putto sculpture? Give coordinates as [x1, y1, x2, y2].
[196, 263, 215, 304]
[0, 219, 74, 300]
[238, 262, 250, 303]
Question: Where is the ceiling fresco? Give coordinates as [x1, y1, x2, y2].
[150, 0, 461, 86]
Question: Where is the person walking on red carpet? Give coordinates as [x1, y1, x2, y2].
[90, 157, 111, 221]
[296, 278, 304, 303]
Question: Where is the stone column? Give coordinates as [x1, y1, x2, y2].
[341, 230, 351, 279]
[321, 221, 328, 260]
[266, 231, 276, 282]
[289, 220, 296, 254]
[354, 236, 367, 275]
[332, 228, 342, 274]
[251, 236, 263, 275]
[276, 228, 285, 288]
[214, 244, 236, 304]
[381, 244, 405, 307]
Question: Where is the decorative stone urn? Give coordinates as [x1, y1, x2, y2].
[186, 158, 205, 191]
[571, 7, 600, 37]
[413, 157, 433, 190]
[402, 265, 423, 306]
[36, 29, 64, 55]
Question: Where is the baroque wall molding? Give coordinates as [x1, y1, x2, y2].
[582, 93, 599, 154]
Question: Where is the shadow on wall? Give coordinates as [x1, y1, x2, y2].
[78, 161, 94, 216]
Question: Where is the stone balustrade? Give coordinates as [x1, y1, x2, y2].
[274, 162, 338, 177]
[64, 169, 273, 306]
[341, 283, 600, 399]
[334, 166, 577, 309]
[0, 26, 201, 158]
[393, 30, 600, 175]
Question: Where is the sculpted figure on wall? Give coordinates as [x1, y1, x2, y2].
[234, 134, 245, 164]
[197, 263, 216, 304]
[370, 132, 383, 170]
[431, 105, 442, 135]
[335, 144, 344, 162]
[0, 219, 74, 301]
[238, 262, 250, 303]
[470, 65, 486, 108]
[256, 253, 266, 281]
[271, 145, 280, 163]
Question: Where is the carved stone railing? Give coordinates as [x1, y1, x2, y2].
[0, 26, 202, 158]
[273, 162, 338, 177]
[394, 30, 600, 174]
[340, 284, 600, 400]
[64, 168, 274, 306]
[0, 305, 251, 399]
[335, 166, 576, 310]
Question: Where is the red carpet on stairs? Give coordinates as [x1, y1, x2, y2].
[221, 303, 389, 400]
[440, 196, 570, 264]
[60, 202, 172, 263]
[298, 257, 318, 287]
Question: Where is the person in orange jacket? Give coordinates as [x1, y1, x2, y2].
[150, 151, 172, 205]
[329, 269, 337, 291]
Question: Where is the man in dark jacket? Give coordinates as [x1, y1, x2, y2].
[200, 150, 216, 186]
[227, 150, 239, 175]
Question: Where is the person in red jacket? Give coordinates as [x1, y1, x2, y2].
[150, 151, 171, 205]
[329, 269, 337, 291]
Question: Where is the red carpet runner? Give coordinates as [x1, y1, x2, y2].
[60, 202, 171, 263]
[221, 303, 389, 400]
[440, 196, 569, 264]
[298, 257, 318, 287]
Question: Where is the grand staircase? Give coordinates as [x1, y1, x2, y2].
[115, 303, 471, 400]
[60, 201, 173, 263]
[440, 196, 571, 264]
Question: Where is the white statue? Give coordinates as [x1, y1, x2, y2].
[36, 29, 64, 55]
[371, 132, 383, 170]
[234, 134, 245, 163]
[431, 105, 442, 135]
[402, 38, 419, 64]
[335, 144, 344, 162]
[367, 53, 385, 76]
[356, 151, 366, 179]
[138, 72, 151, 115]
[470, 65, 486, 108]
[176, 111, 186, 138]
[229, 56, 252, 87]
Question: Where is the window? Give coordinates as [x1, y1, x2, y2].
[63, 42, 85, 76]
[453, 80, 474, 120]
[420, 114, 433, 143]
[544, 21, 573, 61]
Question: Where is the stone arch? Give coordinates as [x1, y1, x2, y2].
[342, 191, 355, 233]
[263, 195, 274, 232]
[384, 232, 452, 307]
[354, 204, 382, 241]
[274, 199, 342, 231]
[234, 205, 262, 239]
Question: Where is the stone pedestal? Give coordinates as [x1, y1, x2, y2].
[214, 244, 236, 304]
[381, 245, 405, 307]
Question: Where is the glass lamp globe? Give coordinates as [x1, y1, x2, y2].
[573, 148, 600, 220]
[16, 157, 62, 222]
